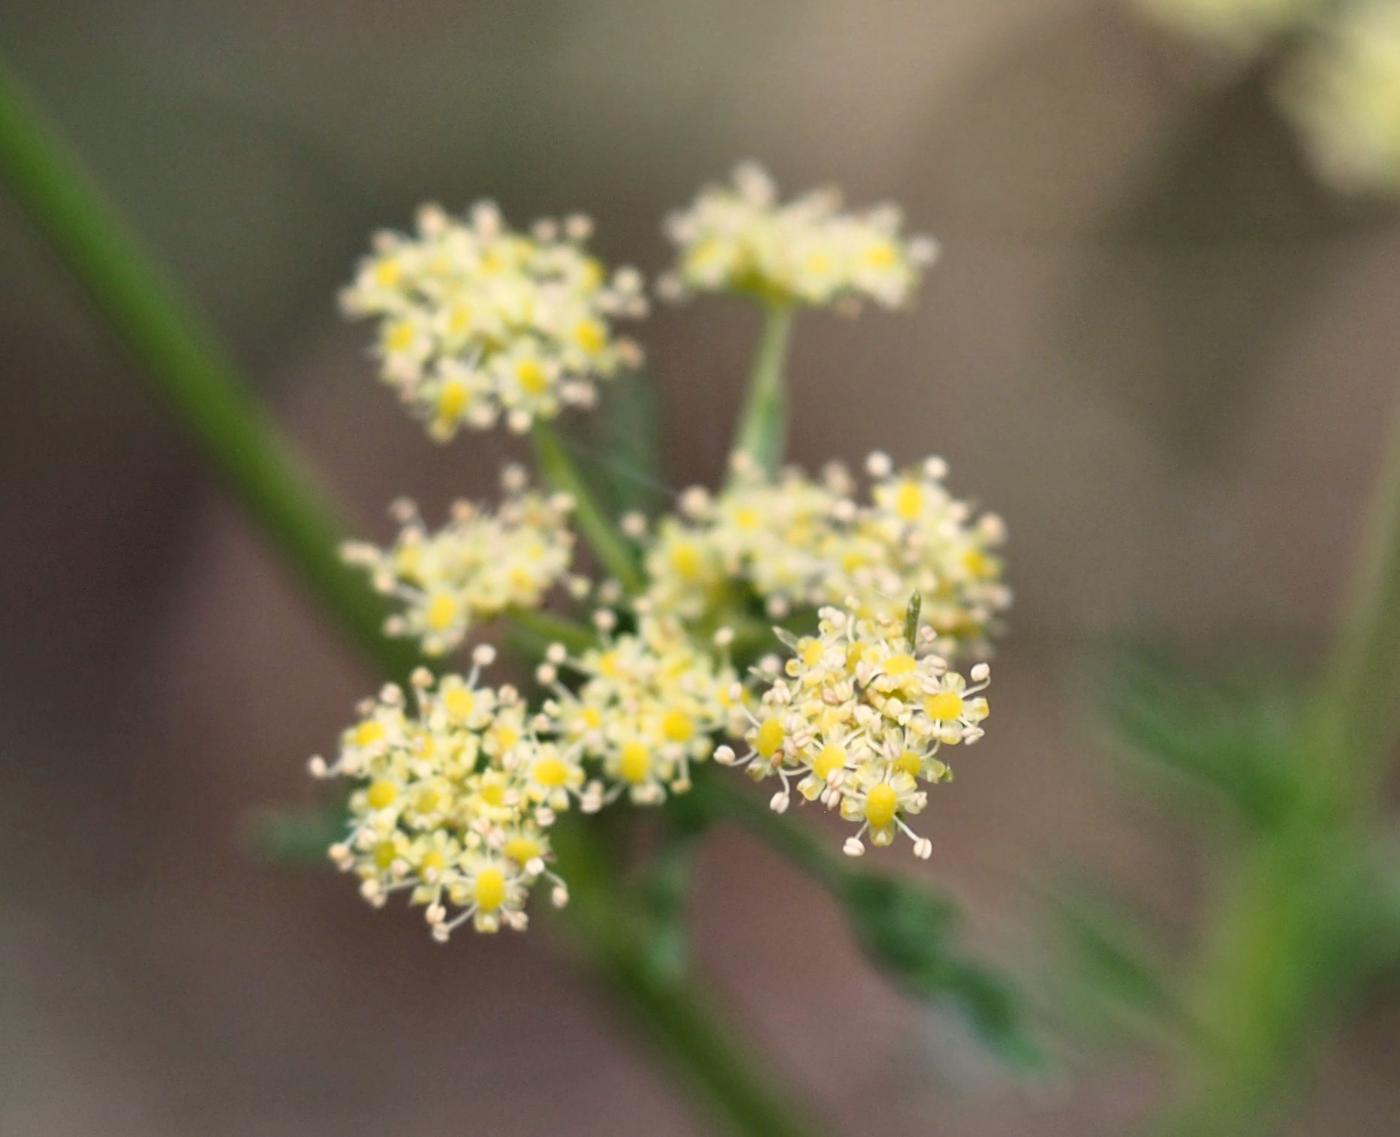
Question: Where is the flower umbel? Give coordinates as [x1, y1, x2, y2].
[543, 617, 743, 808]
[342, 202, 646, 436]
[310, 651, 569, 940]
[644, 453, 1010, 658]
[717, 604, 990, 858]
[342, 467, 577, 656]
[660, 162, 937, 310]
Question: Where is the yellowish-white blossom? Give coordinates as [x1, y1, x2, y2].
[644, 454, 1009, 659]
[310, 656, 570, 940]
[716, 604, 990, 858]
[660, 163, 936, 309]
[543, 618, 743, 807]
[1278, 2, 1400, 196]
[342, 202, 647, 436]
[343, 468, 576, 656]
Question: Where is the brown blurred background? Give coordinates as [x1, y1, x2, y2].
[3, 1, 1399, 1134]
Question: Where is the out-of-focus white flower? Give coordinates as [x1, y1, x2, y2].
[343, 468, 577, 656]
[342, 202, 647, 436]
[659, 163, 936, 310]
[1278, 1, 1400, 196]
[643, 454, 1010, 660]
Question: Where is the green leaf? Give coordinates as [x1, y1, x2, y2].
[841, 873, 1043, 1070]
[1105, 649, 1304, 829]
[1047, 885, 1193, 1047]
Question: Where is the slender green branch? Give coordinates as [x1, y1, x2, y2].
[0, 62, 420, 681]
[550, 819, 825, 1137]
[1321, 390, 1400, 785]
[0, 59, 816, 1137]
[730, 303, 795, 480]
[690, 772, 846, 892]
[505, 607, 596, 655]
[531, 419, 644, 593]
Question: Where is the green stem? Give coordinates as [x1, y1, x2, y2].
[551, 820, 825, 1137]
[0, 61, 419, 681]
[0, 59, 814, 1137]
[691, 772, 845, 893]
[531, 419, 644, 593]
[505, 607, 596, 655]
[1321, 389, 1400, 786]
[730, 303, 795, 480]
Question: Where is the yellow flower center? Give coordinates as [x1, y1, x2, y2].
[670, 542, 704, 581]
[618, 741, 652, 784]
[353, 719, 386, 748]
[573, 319, 606, 356]
[864, 241, 897, 269]
[925, 691, 965, 722]
[437, 379, 470, 421]
[812, 744, 847, 781]
[426, 593, 460, 632]
[366, 779, 399, 810]
[884, 654, 917, 678]
[532, 755, 570, 788]
[419, 849, 446, 879]
[661, 709, 695, 743]
[516, 359, 548, 395]
[755, 718, 785, 759]
[372, 840, 399, 870]
[373, 259, 402, 288]
[504, 836, 542, 865]
[895, 480, 924, 522]
[474, 867, 506, 912]
[864, 783, 899, 829]
[895, 750, 923, 777]
[443, 688, 475, 721]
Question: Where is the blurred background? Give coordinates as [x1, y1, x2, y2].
[3, 1, 1398, 1134]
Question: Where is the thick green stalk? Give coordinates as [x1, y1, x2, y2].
[531, 419, 644, 593]
[0, 59, 814, 1137]
[0, 62, 420, 680]
[731, 303, 795, 479]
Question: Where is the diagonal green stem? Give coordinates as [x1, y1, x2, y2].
[1321, 389, 1400, 788]
[0, 61, 421, 681]
[531, 419, 644, 593]
[730, 303, 795, 480]
[0, 58, 815, 1137]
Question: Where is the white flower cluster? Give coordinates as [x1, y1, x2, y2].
[717, 605, 990, 858]
[660, 163, 937, 309]
[343, 468, 576, 656]
[342, 201, 647, 436]
[541, 618, 743, 807]
[644, 453, 1009, 658]
[311, 655, 570, 939]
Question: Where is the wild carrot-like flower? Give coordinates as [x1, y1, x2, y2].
[342, 467, 577, 656]
[309, 649, 570, 940]
[716, 604, 990, 858]
[342, 202, 646, 436]
[541, 618, 743, 808]
[659, 162, 937, 310]
[312, 167, 1011, 940]
[643, 452, 1009, 658]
